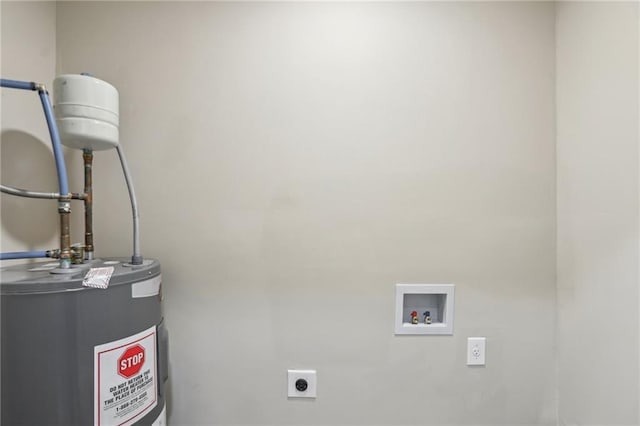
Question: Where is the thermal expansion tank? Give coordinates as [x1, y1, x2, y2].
[1, 258, 168, 425]
[53, 73, 119, 151]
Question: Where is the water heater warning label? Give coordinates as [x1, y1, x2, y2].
[95, 326, 157, 426]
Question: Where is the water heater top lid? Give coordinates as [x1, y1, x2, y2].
[53, 74, 119, 151]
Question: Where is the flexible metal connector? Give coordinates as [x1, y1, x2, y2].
[0, 184, 85, 200]
[1, 185, 58, 199]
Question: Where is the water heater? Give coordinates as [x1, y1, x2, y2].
[2, 259, 168, 425]
[0, 74, 168, 425]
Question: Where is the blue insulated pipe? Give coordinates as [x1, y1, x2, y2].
[1, 77, 72, 268]
[37, 89, 69, 196]
[1, 78, 69, 196]
[0, 251, 48, 260]
[0, 78, 36, 91]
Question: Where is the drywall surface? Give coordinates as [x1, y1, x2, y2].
[0, 2, 62, 261]
[56, 2, 557, 424]
[556, 2, 639, 425]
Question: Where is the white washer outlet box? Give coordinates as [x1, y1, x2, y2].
[287, 369, 317, 398]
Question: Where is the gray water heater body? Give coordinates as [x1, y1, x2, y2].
[1, 258, 168, 425]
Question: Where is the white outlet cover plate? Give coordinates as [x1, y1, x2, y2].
[467, 337, 486, 365]
[287, 369, 317, 398]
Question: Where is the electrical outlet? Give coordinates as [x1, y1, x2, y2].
[287, 369, 317, 398]
[467, 337, 486, 366]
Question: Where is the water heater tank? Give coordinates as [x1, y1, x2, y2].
[53, 74, 119, 151]
[1, 259, 168, 425]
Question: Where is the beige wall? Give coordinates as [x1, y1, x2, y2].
[556, 2, 639, 425]
[0, 1, 62, 259]
[6, 2, 640, 425]
[54, 2, 557, 424]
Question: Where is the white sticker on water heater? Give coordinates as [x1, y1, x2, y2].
[83, 267, 115, 289]
[131, 275, 162, 298]
[94, 326, 158, 426]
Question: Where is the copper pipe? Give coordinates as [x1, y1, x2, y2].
[58, 199, 72, 268]
[83, 149, 94, 260]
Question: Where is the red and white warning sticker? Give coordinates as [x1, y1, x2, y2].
[94, 326, 157, 426]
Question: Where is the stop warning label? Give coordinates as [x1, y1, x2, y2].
[118, 345, 145, 378]
[94, 326, 157, 426]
